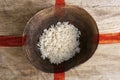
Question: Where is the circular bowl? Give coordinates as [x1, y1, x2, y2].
[23, 5, 99, 73]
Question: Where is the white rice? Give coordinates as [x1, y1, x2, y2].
[37, 22, 81, 64]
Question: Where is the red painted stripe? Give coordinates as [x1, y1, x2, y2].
[0, 36, 26, 47]
[55, 0, 65, 16]
[54, 72, 65, 80]
[99, 33, 120, 44]
[55, 0, 65, 80]
[0, 33, 119, 80]
[55, 0, 65, 8]
[53, 32, 120, 80]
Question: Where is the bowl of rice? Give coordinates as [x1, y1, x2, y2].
[23, 5, 99, 73]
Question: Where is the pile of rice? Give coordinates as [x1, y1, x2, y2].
[37, 22, 81, 64]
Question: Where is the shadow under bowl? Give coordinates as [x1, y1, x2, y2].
[23, 5, 99, 73]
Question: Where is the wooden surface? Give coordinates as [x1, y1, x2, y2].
[0, 0, 120, 80]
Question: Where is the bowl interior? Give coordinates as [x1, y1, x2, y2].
[23, 5, 99, 73]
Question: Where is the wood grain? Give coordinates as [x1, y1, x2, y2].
[81, 7, 120, 34]
[0, 47, 53, 80]
[0, 0, 120, 80]
[66, 44, 120, 80]
[81, 0, 120, 7]
[0, 0, 54, 35]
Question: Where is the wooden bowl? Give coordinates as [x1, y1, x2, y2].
[23, 5, 99, 73]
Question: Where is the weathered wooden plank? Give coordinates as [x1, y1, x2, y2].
[81, 0, 120, 7]
[81, 7, 120, 33]
[66, 44, 120, 80]
[0, 0, 120, 80]
[66, 0, 120, 33]
[0, 0, 54, 35]
[0, 47, 53, 80]
[1, 1, 120, 34]
[66, 0, 82, 6]
[66, 0, 120, 34]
